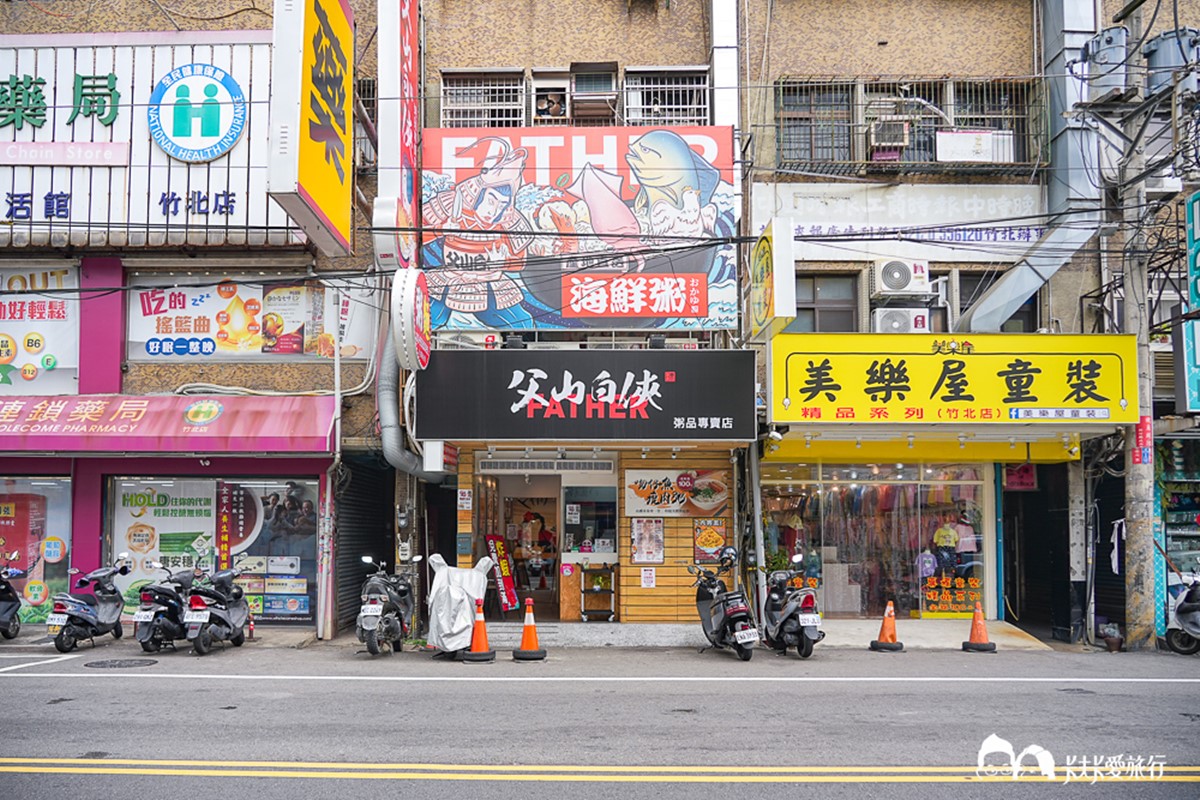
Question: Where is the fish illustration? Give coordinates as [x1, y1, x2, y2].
[625, 129, 720, 216]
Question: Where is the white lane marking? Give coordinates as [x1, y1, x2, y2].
[0, 655, 79, 673]
[0, 672, 1196, 683]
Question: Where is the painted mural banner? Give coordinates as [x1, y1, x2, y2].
[0, 265, 80, 395]
[414, 350, 755, 441]
[768, 334, 1139, 425]
[127, 278, 376, 361]
[625, 469, 731, 518]
[421, 126, 737, 330]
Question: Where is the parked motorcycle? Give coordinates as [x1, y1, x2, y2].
[134, 561, 198, 653]
[1166, 576, 1200, 656]
[762, 553, 825, 659]
[46, 553, 131, 653]
[185, 564, 250, 655]
[356, 554, 423, 655]
[688, 546, 758, 661]
[0, 550, 24, 641]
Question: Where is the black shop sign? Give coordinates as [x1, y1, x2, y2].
[414, 350, 755, 441]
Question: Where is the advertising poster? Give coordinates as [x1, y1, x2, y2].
[112, 479, 216, 614]
[0, 266, 80, 395]
[625, 470, 731, 518]
[127, 278, 376, 361]
[631, 518, 664, 565]
[640, 568, 656, 589]
[693, 518, 728, 563]
[484, 534, 519, 612]
[0, 477, 72, 623]
[422, 126, 737, 331]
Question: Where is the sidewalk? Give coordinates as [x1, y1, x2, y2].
[0, 624, 318, 651]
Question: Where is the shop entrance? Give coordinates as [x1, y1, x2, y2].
[475, 474, 563, 620]
[1002, 464, 1075, 641]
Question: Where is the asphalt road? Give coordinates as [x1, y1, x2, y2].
[0, 636, 1196, 799]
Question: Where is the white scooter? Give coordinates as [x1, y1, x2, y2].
[1166, 574, 1200, 656]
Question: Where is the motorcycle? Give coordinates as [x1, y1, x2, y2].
[687, 546, 758, 661]
[133, 561, 198, 653]
[356, 554, 423, 655]
[762, 553, 825, 659]
[46, 553, 131, 653]
[0, 550, 24, 641]
[185, 563, 250, 655]
[1166, 575, 1200, 656]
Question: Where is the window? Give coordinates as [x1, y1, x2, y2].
[441, 73, 526, 127]
[954, 81, 1030, 162]
[776, 83, 853, 163]
[959, 272, 1036, 332]
[784, 274, 859, 332]
[354, 78, 377, 171]
[624, 70, 710, 125]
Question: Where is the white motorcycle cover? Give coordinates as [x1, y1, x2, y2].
[426, 554, 494, 652]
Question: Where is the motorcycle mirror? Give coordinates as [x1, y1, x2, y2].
[791, 553, 804, 564]
[411, 555, 424, 563]
[361, 555, 374, 564]
[686, 565, 697, 574]
[6, 550, 17, 560]
[116, 551, 130, 561]
[149, 561, 163, 569]
[67, 567, 80, 575]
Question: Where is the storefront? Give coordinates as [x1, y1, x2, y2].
[765, 332, 1139, 620]
[414, 349, 755, 623]
[0, 394, 336, 627]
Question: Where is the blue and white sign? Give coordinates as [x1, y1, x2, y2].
[147, 63, 247, 163]
[1177, 191, 1200, 413]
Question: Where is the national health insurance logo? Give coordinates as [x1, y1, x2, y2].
[147, 64, 247, 163]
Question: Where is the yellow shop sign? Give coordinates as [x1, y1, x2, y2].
[768, 333, 1138, 425]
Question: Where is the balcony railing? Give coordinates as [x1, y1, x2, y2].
[769, 77, 1048, 176]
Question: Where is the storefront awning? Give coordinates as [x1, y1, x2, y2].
[0, 395, 336, 454]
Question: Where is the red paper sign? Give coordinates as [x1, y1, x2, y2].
[485, 534, 519, 612]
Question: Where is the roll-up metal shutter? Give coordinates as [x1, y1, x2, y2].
[335, 456, 395, 631]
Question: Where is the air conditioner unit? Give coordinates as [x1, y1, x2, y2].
[872, 308, 931, 334]
[872, 259, 932, 297]
[869, 117, 911, 149]
[1145, 168, 1183, 199]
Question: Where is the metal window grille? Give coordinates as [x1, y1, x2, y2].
[953, 80, 1032, 162]
[355, 78, 377, 172]
[441, 74, 526, 127]
[624, 71, 710, 125]
[775, 82, 853, 163]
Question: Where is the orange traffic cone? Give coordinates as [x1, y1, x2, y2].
[513, 598, 547, 662]
[869, 600, 904, 652]
[462, 598, 496, 663]
[962, 601, 996, 652]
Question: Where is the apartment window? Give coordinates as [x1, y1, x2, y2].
[441, 73, 526, 127]
[954, 81, 1030, 162]
[624, 70, 710, 125]
[865, 81, 943, 163]
[776, 83, 852, 163]
[959, 272, 1036, 332]
[784, 274, 859, 332]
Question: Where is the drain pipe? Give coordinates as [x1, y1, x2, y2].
[380, 322, 444, 484]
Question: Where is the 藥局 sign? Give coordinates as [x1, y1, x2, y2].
[414, 350, 755, 441]
[0, 265, 79, 394]
[768, 333, 1139, 425]
[751, 183, 1046, 263]
[0, 33, 297, 248]
[126, 277, 377, 360]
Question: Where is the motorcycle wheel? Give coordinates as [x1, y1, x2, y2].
[54, 629, 76, 653]
[1165, 628, 1200, 656]
[230, 629, 245, 647]
[365, 628, 381, 655]
[798, 636, 815, 659]
[735, 642, 754, 661]
[192, 626, 213, 656]
[1, 616, 19, 639]
[140, 637, 161, 653]
[112, 620, 123, 640]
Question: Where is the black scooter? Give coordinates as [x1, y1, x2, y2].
[356, 554, 422, 655]
[762, 553, 825, 659]
[0, 550, 24, 641]
[134, 561, 198, 653]
[46, 553, 131, 653]
[185, 564, 250, 655]
[688, 546, 758, 661]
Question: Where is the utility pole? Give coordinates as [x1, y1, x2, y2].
[1121, 5, 1157, 650]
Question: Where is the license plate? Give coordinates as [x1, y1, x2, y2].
[360, 605, 383, 616]
[797, 614, 822, 627]
[183, 610, 209, 623]
[46, 613, 68, 626]
[133, 610, 155, 622]
[734, 628, 760, 644]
